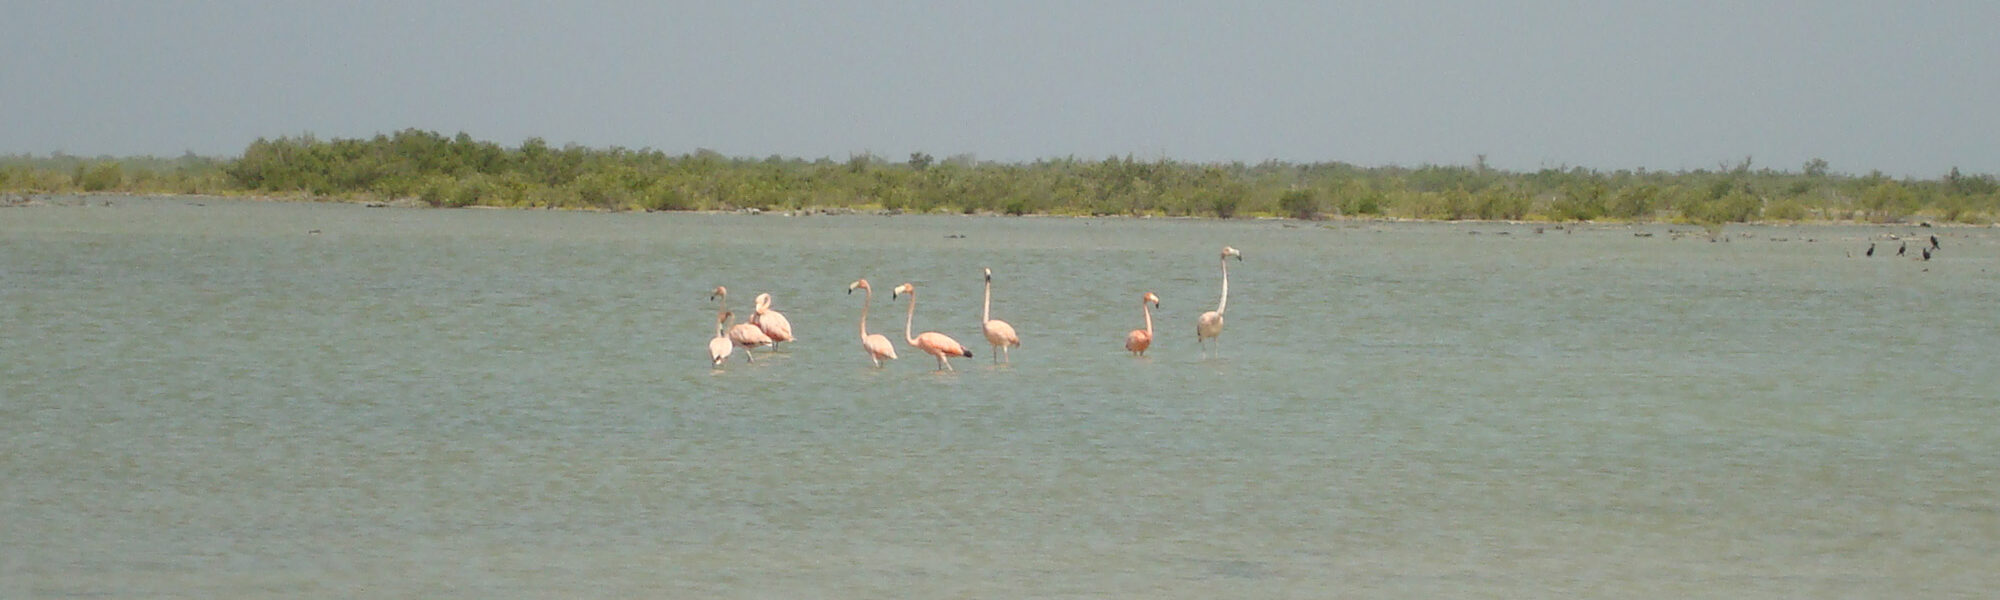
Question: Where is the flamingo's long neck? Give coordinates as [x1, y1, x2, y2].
[903, 290, 920, 346]
[1142, 299, 1154, 335]
[1216, 257, 1230, 315]
[982, 278, 993, 323]
[858, 287, 872, 339]
[716, 310, 726, 337]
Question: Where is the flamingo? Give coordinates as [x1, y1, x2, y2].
[1196, 246, 1242, 357]
[892, 282, 973, 371]
[1125, 292, 1161, 356]
[711, 286, 772, 362]
[847, 279, 898, 367]
[708, 310, 733, 367]
[980, 268, 1020, 363]
[750, 293, 795, 347]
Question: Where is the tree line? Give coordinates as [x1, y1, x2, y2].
[5, 129, 1997, 225]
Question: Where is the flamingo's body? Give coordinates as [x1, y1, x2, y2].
[750, 293, 795, 346]
[1126, 292, 1161, 356]
[712, 286, 772, 363]
[708, 310, 733, 367]
[980, 268, 1020, 363]
[848, 279, 898, 367]
[893, 282, 973, 371]
[1197, 246, 1242, 357]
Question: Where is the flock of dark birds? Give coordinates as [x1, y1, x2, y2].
[1858, 233, 1942, 261]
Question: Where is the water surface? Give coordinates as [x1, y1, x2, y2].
[4, 196, 1997, 597]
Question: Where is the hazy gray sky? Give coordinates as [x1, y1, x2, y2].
[5, 1, 1995, 176]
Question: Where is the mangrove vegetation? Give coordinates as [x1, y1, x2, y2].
[5, 129, 1997, 225]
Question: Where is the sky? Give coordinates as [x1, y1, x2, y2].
[3, 1, 1996, 176]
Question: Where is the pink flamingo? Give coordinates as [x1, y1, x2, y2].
[892, 282, 973, 371]
[1125, 292, 1161, 356]
[847, 279, 898, 367]
[980, 268, 1020, 363]
[708, 310, 734, 367]
[750, 293, 795, 347]
[711, 286, 772, 362]
[1196, 246, 1241, 357]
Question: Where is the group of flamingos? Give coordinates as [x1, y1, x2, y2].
[708, 246, 1243, 370]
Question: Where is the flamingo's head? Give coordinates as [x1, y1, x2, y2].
[1143, 292, 1161, 307]
[848, 279, 869, 294]
[753, 293, 773, 311]
[983, 267, 992, 281]
[892, 283, 915, 299]
[709, 286, 727, 300]
[1222, 246, 1242, 261]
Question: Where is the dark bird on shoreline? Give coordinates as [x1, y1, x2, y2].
[1931, 235, 1941, 250]
[1865, 243, 1875, 257]
[1923, 247, 1933, 261]
[1898, 241, 1907, 256]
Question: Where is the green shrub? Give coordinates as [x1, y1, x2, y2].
[640, 181, 693, 211]
[1861, 181, 1916, 223]
[1474, 186, 1530, 220]
[1764, 197, 1809, 221]
[1683, 190, 1762, 223]
[77, 162, 124, 192]
[1210, 194, 1240, 218]
[1279, 188, 1320, 220]
[1549, 183, 1606, 221]
[1606, 185, 1658, 220]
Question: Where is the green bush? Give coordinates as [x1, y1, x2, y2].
[1683, 190, 1762, 224]
[1279, 188, 1320, 220]
[1606, 185, 1658, 220]
[1548, 183, 1606, 221]
[1474, 186, 1530, 220]
[1210, 194, 1240, 218]
[77, 162, 124, 192]
[1861, 181, 1916, 223]
[1764, 197, 1810, 221]
[640, 181, 693, 211]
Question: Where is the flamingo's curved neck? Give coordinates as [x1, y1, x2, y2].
[903, 290, 919, 346]
[1142, 299, 1154, 335]
[1216, 257, 1230, 315]
[858, 287, 872, 339]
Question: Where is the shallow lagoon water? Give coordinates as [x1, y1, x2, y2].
[3, 196, 1997, 597]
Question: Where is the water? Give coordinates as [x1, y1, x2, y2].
[4, 196, 1997, 597]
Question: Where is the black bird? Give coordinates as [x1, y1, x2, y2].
[1866, 243, 1875, 257]
[1898, 241, 1907, 256]
[1923, 247, 1933, 261]
[1931, 235, 1941, 250]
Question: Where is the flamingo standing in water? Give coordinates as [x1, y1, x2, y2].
[750, 293, 795, 347]
[892, 282, 972, 371]
[1125, 292, 1161, 356]
[847, 279, 898, 367]
[708, 310, 734, 367]
[1196, 246, 1242, 357]
[711, 286, 772, 362]
[980, 268, 1020, 363]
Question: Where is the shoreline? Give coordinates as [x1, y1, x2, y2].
[6, 190, 1993, 228]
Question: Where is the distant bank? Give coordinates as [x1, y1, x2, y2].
[5, 129, 1996, 225]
